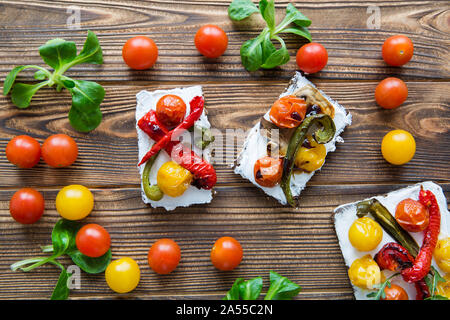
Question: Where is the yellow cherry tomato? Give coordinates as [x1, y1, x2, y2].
[348, 217, 383, 251]
[105, 257, 140, 294]
[294, 135, 327, 172]
[348, 255, 382, 289]
[56, 185, 94, 220]
[436, 273, 450, 299]
[434, 237, 450, 273]
[157, 161, 193, 197]
[381, 129, 416, 165]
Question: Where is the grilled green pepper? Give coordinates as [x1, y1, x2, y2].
[281, 114, 335, 207]
[357, 199, 419, 257]
[189, 125, 215, 150]
[142, 151, 164, 201]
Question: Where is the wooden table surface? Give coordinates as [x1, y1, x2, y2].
[0, 0, 448, 300]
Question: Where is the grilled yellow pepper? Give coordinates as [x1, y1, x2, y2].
[157, 161, 193, 197]
[294, 135, 327, 172]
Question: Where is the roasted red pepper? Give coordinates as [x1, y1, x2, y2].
[401, 189, 441, 283]
[137, 97, 216, 190]
[375, 242, 430, 299]
[138, 96, 204, 166]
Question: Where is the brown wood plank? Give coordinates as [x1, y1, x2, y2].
[2, 183, 447, 299]
[0, 81, 448, 188]
[0, 1, 449, 81]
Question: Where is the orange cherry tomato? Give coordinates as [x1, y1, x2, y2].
[269, 95, 307, 128]
[122, 36, 158, 70]
[194, 25, 228, 58]
[381, 284, 409, 300]
[6, 135, 41, 168]
[148, 239, 181, 275]
[41, 134, 78, 168]
[210, 236, 243, 271]
[375, 77, 408, 109]
[382, 35, 414, 67]
[156, 95, 187, 127]
[254, 156, 283, 188]
[395, 198, 429, 232]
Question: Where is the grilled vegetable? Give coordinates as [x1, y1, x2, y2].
[142, 152, 164, 201]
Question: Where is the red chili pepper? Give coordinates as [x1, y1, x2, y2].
[138, 96, 204, 166]
[137, 98, 216, 190]
[375, 242, 430, 299]
[401, 189, 441, 283]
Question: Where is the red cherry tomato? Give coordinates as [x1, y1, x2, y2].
[382, 35, 414, 66]
[156, 94, 187, 127]
[381, 283, 409, 300]
[41, 134, 78, 168]
[76, 224, 111, 258]
[148, 239, 181, 274]
[375, 77, 408, 109]
[194, 25, 228, 58]
[254, 156, 283, 188]
[10, 188, 44, 224]
[6, 135, 41, 168]
[296, 42, 328, 74]
[122, 36, 158, 70]
[269, 95, 307, 129]
[395, 198, 429, 232]
[210, 236, 243, 271]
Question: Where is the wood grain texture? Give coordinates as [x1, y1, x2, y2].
[0, 1, 449, 81]
[0, 0, 449, 300]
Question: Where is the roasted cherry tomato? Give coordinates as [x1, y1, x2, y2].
[375, 77, 408, 109]
[294, 135, 326, 172]
[156, 94, 186, 127]
[194, 25, 228, 58]
[122, 36, 158, 70]
[6, 135, 41, 168]
[348, 255, 382, 289]
[210, 236, 243, 271]
[296, 42, 328, 74]
[381, 129, 416, 165]
[254, 156, 283, 188]
[9, 188, 44, 224]
[76, 224, 111, 258]
[348, 217, 383, 252]
[381, 283, 409, 300]
[269, 95, 307, 129]
[434, 237, 450, 273]
[55, 185, 94, 220]
[148, 238, 181, 274]
[382, 35, 414, 66]
[41, 134, 78, 168]
[395, 198, 429, 232]
[105, 257, 140, 293]
[157, 161, 193, 197]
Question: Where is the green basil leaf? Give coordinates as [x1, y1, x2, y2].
[259, 0, 275, 30]
[34, 70, 48, 80]
[4, 66, 28, 95]
[283, 26, 312, 42]
[264, 271, 301, 300]
[11, 81, 49, 108]
[50, 267, 71, 300]
[68, 249, 112, 274]
[73, 30, 103, 66]
[52, 219, 81, 256]
[261, 34, 276, 62]
[240, 37, 264, 71]
[261, 37, 290, 69]
[39, 38, 77, 71]
[228, 0, 259, 21]
[239, 277, 263, 300]
[285, 3, 311, 27]
[67, 79, 104, 132]
[223, 278, 245, 300]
